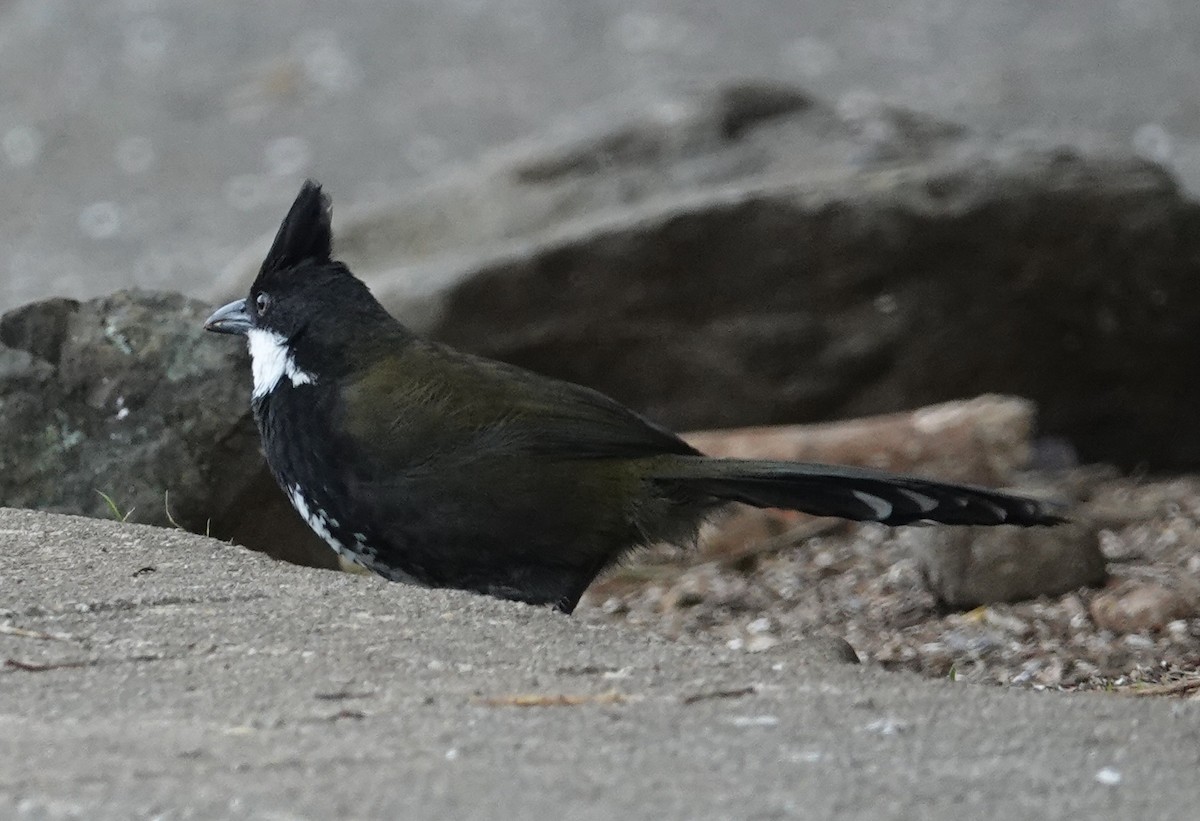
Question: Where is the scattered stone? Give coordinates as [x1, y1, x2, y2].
[1089, 581, 1195, 634]
[583, 473, 1200, 691]
[798, 635, 861, 665]
[907, 521, 1107, 609]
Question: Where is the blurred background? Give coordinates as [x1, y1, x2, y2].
[2, 0, 1199, 309]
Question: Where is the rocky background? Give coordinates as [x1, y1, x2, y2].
[4, 0, 1200, 310]
[2, 1, 1200, 698]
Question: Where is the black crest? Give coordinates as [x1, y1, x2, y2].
[259, 180, 332, 277]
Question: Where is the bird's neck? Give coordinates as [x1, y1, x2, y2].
[246, 328, 318, 401]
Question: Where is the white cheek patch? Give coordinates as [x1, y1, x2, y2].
[246, 328, 316, 399]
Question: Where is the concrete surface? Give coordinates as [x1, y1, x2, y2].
[3, 0, 1200, 309]
[1, 507, 1197, 820]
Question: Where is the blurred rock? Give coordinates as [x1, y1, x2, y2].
[794, 635, 861, 665]
[217, 81, 1200, 471]
[684, 394, 1037, 487]
[1089, 581, 1196, 634]
[906, 521, 1107, 609]
[0, 291, 335, 571]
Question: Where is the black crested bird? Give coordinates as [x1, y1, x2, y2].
[205, 181, 1064, 613]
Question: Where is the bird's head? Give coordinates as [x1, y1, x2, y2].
[205, 180, 394, 398]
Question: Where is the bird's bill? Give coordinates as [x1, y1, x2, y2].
[204, 299, 252, 335]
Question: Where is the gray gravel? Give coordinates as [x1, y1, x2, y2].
[1, 507, 1198, 819]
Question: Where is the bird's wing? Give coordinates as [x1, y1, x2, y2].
[332, 342, 679, 593]
[338, 341, 698, 469]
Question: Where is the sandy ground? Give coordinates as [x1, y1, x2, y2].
[1, 507, 1198, 819]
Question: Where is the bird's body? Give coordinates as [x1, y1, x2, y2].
[206, 181, 1063, 612]
[253, 329, 709, 608]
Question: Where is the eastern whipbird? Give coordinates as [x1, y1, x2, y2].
[205, 181, 1064, 613]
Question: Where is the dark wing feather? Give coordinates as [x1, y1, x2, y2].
[341, 340, 698, 467]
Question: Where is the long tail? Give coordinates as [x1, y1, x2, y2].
[655, 457, 1065, 526]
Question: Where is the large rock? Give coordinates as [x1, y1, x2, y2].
[907, 521, 1107, 609]
[215, 82, 1200, 471]
[0, 291, 334, 569]
[10, 85, 1200, 575]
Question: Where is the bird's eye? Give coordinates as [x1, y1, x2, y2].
[255, 293, 271, 315]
